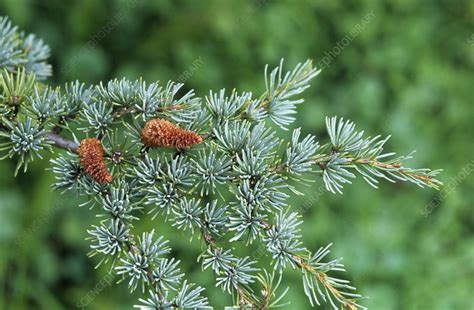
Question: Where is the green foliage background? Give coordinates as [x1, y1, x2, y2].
[0, 0, 473, 309]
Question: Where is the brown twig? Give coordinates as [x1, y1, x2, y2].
[45, 132, 79, 153]
[293, 255, 359, 310]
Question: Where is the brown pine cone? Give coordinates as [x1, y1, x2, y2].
[77, 138, 112, 183]
[140, 118, 203, 149]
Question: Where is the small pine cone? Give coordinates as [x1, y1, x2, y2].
[141, 118, 203, 149]
[77, 138, 112, 183]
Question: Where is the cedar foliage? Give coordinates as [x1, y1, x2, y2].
[0, 16, 443, 309]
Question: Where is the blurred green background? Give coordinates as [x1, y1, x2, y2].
[1, 0, 473, 309]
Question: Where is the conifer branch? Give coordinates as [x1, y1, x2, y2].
[0, 16, 442, 309]
[199, 217, 259, 308]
